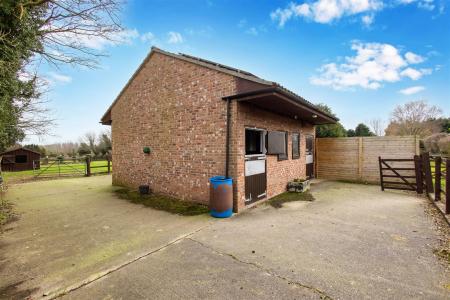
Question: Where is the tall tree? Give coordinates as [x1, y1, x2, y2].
[315, 104, 347, 138]
[82, 132, 97, 155]
[354, 123, 375, 137]
[385, 100, 443, 137]
[368, 118, 385, 136]
[347, 129, 356, 137]
[23, 143, 46, 155]
[97, 129, 112, 156]
[0, 0, 123, 151]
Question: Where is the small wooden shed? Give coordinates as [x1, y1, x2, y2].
[0, 147, 41, 172]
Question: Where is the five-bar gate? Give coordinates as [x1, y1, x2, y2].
[379, 153, 450, 215]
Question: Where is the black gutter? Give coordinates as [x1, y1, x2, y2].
[225, 98, 231, 178]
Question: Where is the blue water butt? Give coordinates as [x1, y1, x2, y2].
[209, 176, 233, 218]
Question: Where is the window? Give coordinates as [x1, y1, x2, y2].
[15, 155, 27, 163]
[267, 131, 288, 160]
[292, 133, 300, 159]
[245, 129, 265, 155]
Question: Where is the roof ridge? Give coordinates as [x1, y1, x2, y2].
[101, 47, 329, 124]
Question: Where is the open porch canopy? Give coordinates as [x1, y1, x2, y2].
[223, 86, 338, 125]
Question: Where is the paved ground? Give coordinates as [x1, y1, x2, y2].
[1, 177, 449, 299]
[0, 176, 210, 299]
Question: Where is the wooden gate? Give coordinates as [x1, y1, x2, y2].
[379, 153, 450, 215]
[378, 157, 417, 191]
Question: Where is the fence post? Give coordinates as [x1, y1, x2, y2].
[107, 156, 111, 174]
[435, 156, 441, 201]
[414, 155, 423, 194]
[86, 156, 91, 177]
[378, 156, 384, 191]
[358, 137, 363, 181]
[446, 159, 449, 214]
[422, 153, 434, 194]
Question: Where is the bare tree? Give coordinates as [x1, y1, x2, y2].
[1, 0, 124, 147]
[385, 100, 443, 137]
[368, 118, 385, 136]
[15, 76, 56, 136]
[82, 131, 97, 154]
[21, 0, 124, 68]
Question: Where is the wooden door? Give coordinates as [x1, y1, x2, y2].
[245, 156, 267, 204]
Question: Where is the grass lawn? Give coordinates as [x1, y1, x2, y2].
[1, 160, 111, 183]
[115, 188, 209, 216]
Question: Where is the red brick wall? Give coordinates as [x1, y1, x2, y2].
[233, 102, 315, 211]
[111, 52, 237, 203]
[110, 51, 315, 211]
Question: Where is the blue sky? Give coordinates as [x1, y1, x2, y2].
[29, 0, 450, 144]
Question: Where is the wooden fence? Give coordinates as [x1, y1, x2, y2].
[33, 156, 112, 178]
[429, 155, 449, 214]
[377, 152, 449, 215]
[316, 136, 420, 183]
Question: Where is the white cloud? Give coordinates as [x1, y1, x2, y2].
[140, 32, 155, 43]
[167, 31, 184, 44]
[48, 72, 72, 84]
[400, 67, 423, 80]
[310, 42, 431, 90]
[405, 51, 425, 64]
[361, 14, 375, 26]
[399, 86, 425, 95]
[398, 0, 436, 10]
[271, 0, 438, 26]
[271, 0, 383, 26]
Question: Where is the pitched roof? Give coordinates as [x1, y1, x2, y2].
[0, 146, 41, 156]
[101, 47, 335, 124]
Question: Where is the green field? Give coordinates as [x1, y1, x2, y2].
[1, 160, 111, 183]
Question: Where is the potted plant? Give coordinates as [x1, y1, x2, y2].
[287, 178, 310, 193]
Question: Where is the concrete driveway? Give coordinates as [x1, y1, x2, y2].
[0, 176, 210, 299]
[1, 177, 449, 299]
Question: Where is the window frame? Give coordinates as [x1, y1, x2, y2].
[292, 132, 300, 160]
[245, 127, 267, 157]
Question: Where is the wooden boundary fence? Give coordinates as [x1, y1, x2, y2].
[429, 155, 449, 214]
[33, 156, 112, 178]
[378, 152, 449, 215]
[316, 136, 419, 183]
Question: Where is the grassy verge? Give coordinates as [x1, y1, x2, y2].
[267, 191, 315, 208]
[0, 198, 15, 229]
[114, 188, 209, 216]
[1, 160, 111, 184]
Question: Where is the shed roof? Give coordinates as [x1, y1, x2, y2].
[0, 146, 41, 156]
[101, 47, 336, 125]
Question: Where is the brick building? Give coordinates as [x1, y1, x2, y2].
[101, 47, 336, 212]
